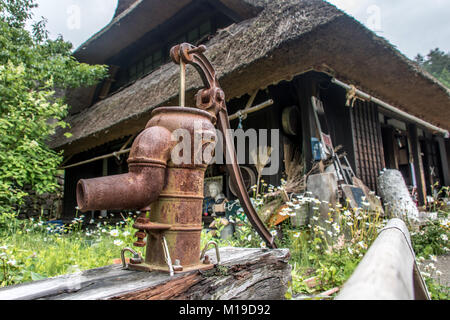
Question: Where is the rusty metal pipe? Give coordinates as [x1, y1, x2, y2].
[76, 105, 218, 274]
[76, 125, 173, 212]
[77, 167, 165, 211]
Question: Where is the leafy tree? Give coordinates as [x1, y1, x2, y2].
[415, 48, 450, 88]
[0, 0, 108, 214]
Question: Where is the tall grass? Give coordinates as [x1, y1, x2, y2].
[0, 211, 139, 287]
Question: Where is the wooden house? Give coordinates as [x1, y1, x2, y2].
[50, 0, 450, 220]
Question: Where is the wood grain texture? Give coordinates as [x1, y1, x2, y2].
[336, 219, 429, 300]
[0, 247, 291, 301]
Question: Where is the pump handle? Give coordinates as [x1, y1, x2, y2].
[170, 43, 276, 249]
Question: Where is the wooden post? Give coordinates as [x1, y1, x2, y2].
[336, 219, 430, 300]
[0, 248, 291, 300]
[436, 137, 450, 186]
[297, 78, 316, 172]
[408, 124, 427, 205]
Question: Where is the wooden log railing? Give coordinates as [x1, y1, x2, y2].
[336, 218, 430, 300]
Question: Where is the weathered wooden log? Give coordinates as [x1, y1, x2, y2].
[0, 247, 291, 300]
[378, 169, 419, 220]
[336, 219, 429, 300]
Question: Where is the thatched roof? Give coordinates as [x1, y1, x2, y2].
[113, 0, 138, 18]
[52, 0, 450, 156]
[73, 0, 260, 63]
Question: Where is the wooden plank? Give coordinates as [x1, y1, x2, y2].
[297, 78, 315, 172]
[436, 136, 450, 186]
[366, 102, 377, 190]
[0, 248, 291, 301]
[408, 123, 427, 205]
[336, 219, 430, 300]
[367, 102, 379, 190]
[374, 105, 386, 179]
[357, 103, 371, 188]
[349, 104, 360, 178]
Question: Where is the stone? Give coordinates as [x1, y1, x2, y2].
[306, 172, 338, 220]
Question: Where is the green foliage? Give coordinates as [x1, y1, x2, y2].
[412, 186, 449, 258]
[1, 181, 448, 300]
[202, 185, 386, 298]
[0, 212, 139, 287]
[415, 48, 450, 88]
[426, 278, 449, 300]
[410, 185, 449, 300]
[283, 201, 385, 297]
[0, 0, 107, 214]
[412, 219, 449, 258]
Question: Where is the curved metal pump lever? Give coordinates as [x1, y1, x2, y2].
[170, 43, 277, 249]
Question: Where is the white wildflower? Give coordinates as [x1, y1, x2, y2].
[358, 241, 367, 249]
[7, 259, 16, 266]
[113, 240, 124, 247]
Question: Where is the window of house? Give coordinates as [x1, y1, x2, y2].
[100, 2, 235, 100]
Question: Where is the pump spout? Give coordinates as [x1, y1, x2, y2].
[76, 125, 173, 212]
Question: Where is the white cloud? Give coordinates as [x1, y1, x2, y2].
[31, 1, 449, 59]
[32, 0, 117, 50]
[327, 0, 450, 58]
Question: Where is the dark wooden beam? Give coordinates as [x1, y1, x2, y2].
[436, 137, 450, 187]
[408, 123, 427, 205]
[296, 77, 316, 172]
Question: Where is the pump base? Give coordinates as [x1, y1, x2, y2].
[126, 262, 215, 274]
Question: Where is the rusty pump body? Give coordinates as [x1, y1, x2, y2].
[76, 43, 276, 275]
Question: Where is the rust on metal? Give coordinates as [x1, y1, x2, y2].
[77, 104, 217, 273]
[170, 43, 277, 249]
[76, 43, 275, 276]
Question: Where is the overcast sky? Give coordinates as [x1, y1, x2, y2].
[31, 0, 450, 59]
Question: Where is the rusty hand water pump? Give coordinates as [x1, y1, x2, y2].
[76, 43, 276, 274]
